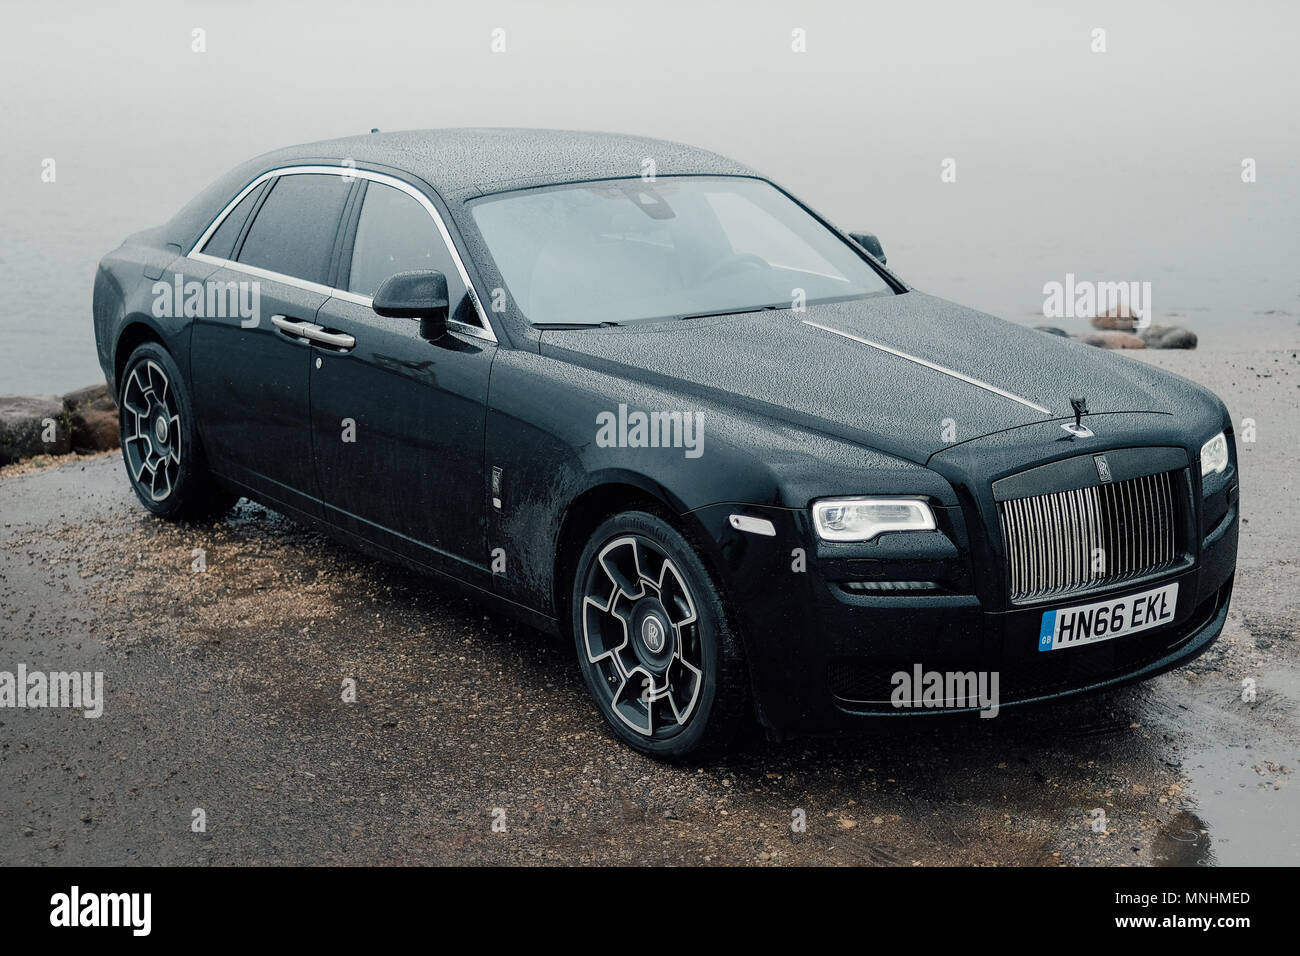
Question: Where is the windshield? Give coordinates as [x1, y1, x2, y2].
[469, 176, 892, 326]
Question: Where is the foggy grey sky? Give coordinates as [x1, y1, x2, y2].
[2, 0, 1298, 391]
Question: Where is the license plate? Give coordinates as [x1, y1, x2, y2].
[1038, 582, 1178, 652]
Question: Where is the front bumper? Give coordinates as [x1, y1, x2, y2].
[687, 470, 1239, 734]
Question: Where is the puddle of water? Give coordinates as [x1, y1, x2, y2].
[1164, 666, 1300, 866]
[1152, 810, 1214, 866]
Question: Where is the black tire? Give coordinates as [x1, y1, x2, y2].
[570, 509, 751, 758]
[117, 342, 236, 521]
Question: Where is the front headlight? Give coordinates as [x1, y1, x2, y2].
[1200, 431, 1228, 477]
[812, 497, 936, 542]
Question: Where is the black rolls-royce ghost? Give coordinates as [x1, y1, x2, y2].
[92, 129, 1238, 757]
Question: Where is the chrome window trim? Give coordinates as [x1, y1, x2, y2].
[187, 164, 497, 343]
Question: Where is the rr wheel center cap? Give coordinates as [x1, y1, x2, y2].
[641, 616, 666, 653]
[630, 602, 674, 670]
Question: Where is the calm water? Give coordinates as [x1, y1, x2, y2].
[2, 0, 1298, 396]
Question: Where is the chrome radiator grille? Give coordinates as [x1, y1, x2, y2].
[998, 470, 1179, 604]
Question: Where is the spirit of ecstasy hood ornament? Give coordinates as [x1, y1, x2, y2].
[1061, 396, 1094, 438]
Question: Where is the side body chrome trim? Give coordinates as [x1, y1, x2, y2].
[802, 319, 1051, 416]
[187, 165, 497, 343]
[728, 514, 777, 537]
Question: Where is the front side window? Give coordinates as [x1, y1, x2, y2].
[469, 176, 892, 326]
[236, 173, 351, 285]
[347, 182, 444, 297]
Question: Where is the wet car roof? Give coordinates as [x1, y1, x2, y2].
[249, 127, 756, 200]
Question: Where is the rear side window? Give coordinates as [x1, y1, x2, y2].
[237, 174, 352, 285]
[347, 183, 444, 297]
[201, 181, 267, 260]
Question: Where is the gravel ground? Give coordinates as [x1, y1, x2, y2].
[1, 347, 1297, 866]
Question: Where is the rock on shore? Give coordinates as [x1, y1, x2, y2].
[0, 384, 118, 465]
[63, 384, 120, 453]
[1088, 306, 1197, 349]
[0, 395, 70, 463]
[1078, 330, 1147, 349]
[1139, 324, 1198, 349]
[1036, 309, 1198, 350]
[1091, 304, 1144, 331]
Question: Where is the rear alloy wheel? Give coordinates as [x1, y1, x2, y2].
[121, 358, 182, 503]
[118, 342, 235, 520]
[572, 510, 749, 758]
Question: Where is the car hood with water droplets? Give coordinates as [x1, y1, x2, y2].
[538, 291, 1205, 465]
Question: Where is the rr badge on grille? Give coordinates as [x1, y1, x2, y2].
[1093, 454, 1113, 482]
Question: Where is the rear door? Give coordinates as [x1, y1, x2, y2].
[309, 177, 496, 584]
[190, 171, 356, 515]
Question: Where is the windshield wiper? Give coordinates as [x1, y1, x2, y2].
[675, 303, 787, 321]
[535, 304, 789, 328]
[532, 321, 623, 329]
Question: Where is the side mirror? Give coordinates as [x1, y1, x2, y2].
[849, 232, 886, 265]
[373, 270, 449, 322]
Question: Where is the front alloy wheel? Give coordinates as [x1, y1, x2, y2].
[572, 510, 749, 758]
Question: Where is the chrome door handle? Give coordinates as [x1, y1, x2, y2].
[271, 314, 316, 336]
[271, 314, 355, 349]
[299, 327, 356, 349]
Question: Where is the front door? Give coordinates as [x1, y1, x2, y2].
[309, 177, 496, 584]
